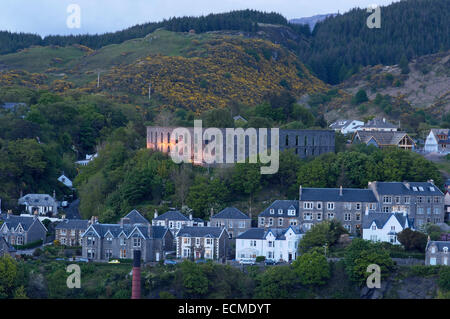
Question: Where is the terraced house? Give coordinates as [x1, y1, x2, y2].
[368, 181, 445, 228]
[152, 209, 202, 236]
[298, 186, 379, 234]
[55, 219, 90, 246]
[425, 241, 449, 266]
[0, 213, 47, 246]
[176, 226, 229, 260]
[82, 210, 173, 262]
[210, 207, 251, 238]
[258, 200, 300, 229]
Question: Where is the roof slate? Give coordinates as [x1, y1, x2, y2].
[176, 226, 224, 238]
[258, 200, 299, 217]
[362, 212, 411, 229]
[300, 188, 377, 202]
[153, 210, 189, 221]
[212, 207, 250, 220]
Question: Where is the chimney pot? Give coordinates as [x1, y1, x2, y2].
[154, 209, 158, 219]
[339, 186, 343, 196]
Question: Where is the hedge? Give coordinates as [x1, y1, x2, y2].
[13, 239, 43, 250]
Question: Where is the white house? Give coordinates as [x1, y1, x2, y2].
[57, 174, 73, 188]
[362, 212, 412, 245]
[329, 119, 364, 135]
[236, 226, 303, 263]
[424, 129, 450, 153]
[18, 193, 58, 216]
[75, 153, 98, 166]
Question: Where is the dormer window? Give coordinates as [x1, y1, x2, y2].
[278, 209, 283, 215]
[288, 209, 296, 216]
[444, 247, 448, 253]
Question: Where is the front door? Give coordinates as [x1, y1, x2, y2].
[288, 253, 292, 262]
[196, 251, 201, 259]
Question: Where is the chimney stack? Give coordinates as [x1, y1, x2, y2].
[210, 207, 214, 219]
[53, 190, 56, 199]
[131, 250, 141, 299]
[299, 185, 302, 201]
[365, 205, 369, 216]
[339, 186, 343, 196]
[189, 213, 192, 221]
[154, 209, 158, 219]
[148, 223, 153, 238]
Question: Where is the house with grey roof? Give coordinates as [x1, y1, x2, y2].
[258, 200, 300, 229]
[18, 193, 58, 216]
[55, 219, 90, 246]
[0, 236, 16, 257]
[123, 209, 150, 225]
[352, 130, 415, 150]
[368, 181, 445, 228]
[298, 186, 379, 234]
[360, 117, 399, 132]
[152, 209, 196, 236]
[236, 226, 303, 263]
[329, 119, 364, 134]
[176, 226, 229, 260]
[424, 129, 450, 154]
[362, 211, 413, 244]
[81, 218, 173, 262]
[0, 213, 47, 246]
[425, 240, 449, 266]
[210, 207, 251, 238]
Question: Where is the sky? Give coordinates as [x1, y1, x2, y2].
[0, 0, 400, 37]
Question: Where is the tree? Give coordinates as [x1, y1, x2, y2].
[0, 255, 19, 298]
[397, 228, 427, 251]
[180, 261, 209, 297]
[292, 249, 330, 286]
[254, 266, 299, 298]
[399, 55, 410, 74]
[352, 89, 368, 105]
[231, 164, 262, 216]
[343, 239, 395, 286]
[438, 267, 450, 292]
[298, 220, 347, 253]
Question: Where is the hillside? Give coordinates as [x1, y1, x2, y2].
[0, 29, 327, 113]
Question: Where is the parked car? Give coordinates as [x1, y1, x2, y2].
[108, 259, 120, 264]
[264, 259, 277, 265]
[195, 259, 207, 264]
[76, 257, 89, 263]
[239, 258, 256, 265]
[164, 259, 178, 265]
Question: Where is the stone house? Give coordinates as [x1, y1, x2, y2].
[18, 193, 58, 216]
[258, 200, 300, 229]
[176, 226, 229, 260]
[55, 219, 90, 246]
[0, 213, 47, 245]
[298, 186, 379, 234]
[0, 236, 15, 257]
[368, 181, 445, 228]
[152, 210, 195, 236]
[210, 207, 251, 238]
[425, 240, 449, 266]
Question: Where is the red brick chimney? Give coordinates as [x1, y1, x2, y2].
[131, 250, 141, 299]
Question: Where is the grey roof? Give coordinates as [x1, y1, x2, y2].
[362, 212, 411, 229]
[192, 217, 204, 223]
[83, 223, 168, 239]
[259, 200, 299, 217]
[362, 118, 398, 129]
[300, 188, 377, 202]
[56, 219, 89, 230]
[0, 236, 16, 253]
[176, 226, 224, 238]
[124, 209, 150, 224]
[372, 181, 444, 196]
[153, 210, 189, 221]
[426, 241, 450, 252]
[212, 207, 250, 220]
[0, 214, 37, 231]
[354, 131, 412, 146]
[18, 194, 57, 206]
[330, 120, 350, 129]
[237, 226, 303, 240]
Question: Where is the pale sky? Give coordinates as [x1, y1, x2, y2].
[0, 0, 400, 37]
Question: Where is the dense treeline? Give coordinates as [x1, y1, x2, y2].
[0, 10, 292, 55]
[302, 0, 450, 83]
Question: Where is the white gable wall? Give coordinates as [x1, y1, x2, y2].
[362, 215, 407, 244]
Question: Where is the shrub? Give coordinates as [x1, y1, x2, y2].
[255, 256, 265, 262]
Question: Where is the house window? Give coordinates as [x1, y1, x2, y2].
[290, 220, 298, 226]
[344, 224, 351, 232]
[278, 209, 283, 215]
[303, 202, 313, 210]
[431, 247, 436, 254]
[417, 207, 424, 214]
[133, 238, 141, 248]
[206, 238, 212, 245]
[270, 209, 275, 214]
[327, 202, 335, 210]
[60, 237, 66, 245]
[356, 203, 361, 210]
[87, 236, 96, 246]
[87, 249, 95, 259]
[372, 225, 376, 230]
[106, 236, 112, 243]
[316, 213, 322, 221]
[268, 241, 274, 248]
[120, 237, 126, 245]
[404, 196, 410, 204]
[383, 196, 392, 204]
[327, 213, 334, 220]
[369, 203, 376, 210]
[383, 206, 390, 213]
[317, 202, 322, 209]
[355, 213, 361, 221]
[391, 226, 395, 231]
[16, 236, 24, 245]
[344, 213, 351, 221]
[303, 212, 312, 221]
[196, 238, 200, 245]
[120, 249, 127, 258]
[105, 249, 112, 259]
[250, 240, 256, 247]
[417, 196, 423, 203]
[434, 196, 441, 203]
[278, 218, 283, 226]
[434, 208, 441, 215]
[344, 203, 352, 210]
[260, 217, 265, 225]
[183, 237, 190, 244]
[288, 209, 296, 216]
[269, 218, 273, 226]
[395, 196, 401, 204]
[370, 235, 377, 242]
